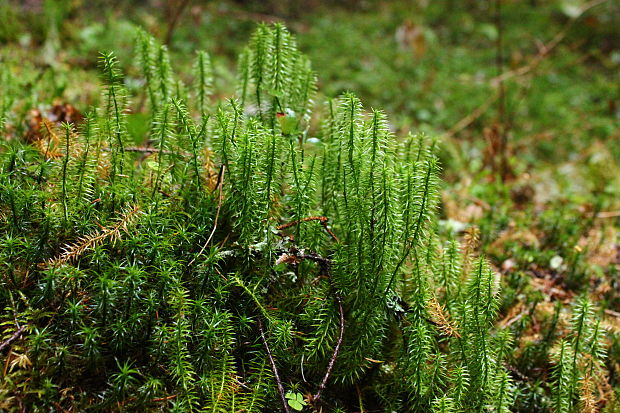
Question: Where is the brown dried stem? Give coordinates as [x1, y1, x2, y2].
[0, 325, 27, 353]
[151, 394, 177, 403]
[313, 289, 344, 404]
[188, 165, 225, 266]
[428, 295, 461, 338]
[276, 248, 345, 405]
[257, 315, 290, 413]
[47, 205, 142, 267]
[277, 216, 339, 242]
[490, 0, 610, 87]
[446, 0, 609, 140]
[164, 0, 191, 46]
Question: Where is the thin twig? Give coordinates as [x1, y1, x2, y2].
[52, 402, 70, 413]
[151, 394, 177, 402]
[596, 211, 620, 219]
[500, 311, 527, 329]
[46, 206, 142, 267]
[278, 248, 345, 405]
[605, 309, 620, 318]
[0, 325, 27, 352]
[257, 315, 290, 413]
[504, 363, 530, 383]
[300, 354, 307, 383]
[356, 384, 365, 413]
[164, 0, 192, 46]
[233, 377, 253, 392]
[189, 165, 225, 266]
[277, 216, 339, 242]
[445, 93, 499, 138]
[445, 0, 609, 139]
[489, 0, 609, 87]
[313, 290, 344, 404]
[107, 146, 192, 158]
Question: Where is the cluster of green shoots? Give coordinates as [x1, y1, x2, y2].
[0, 24, 608, 412]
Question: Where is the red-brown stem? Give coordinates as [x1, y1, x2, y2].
[277, 216, 339, 242]
[151, 394, 177, 402]
[313, 290, 344, 404]
[0, 325, 26, 352]
[257, 316, 290, 413]
[285, 250, 345, 405]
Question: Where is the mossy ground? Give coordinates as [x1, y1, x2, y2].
[1, 1, 619, 411]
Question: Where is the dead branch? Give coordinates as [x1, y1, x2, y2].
[46, 205, 143, 267]
[490, 0, 610, 87]
[165, 0, 192, 46]
[277, 216, 339, 242]
[313, 289, 344, 404]
[428, 295, 461, 338]
[596, 211, 620, 219]
[189, 165, 225, 266]
[276, 248, 345, 405]
[445, 92, 499, 138]
[445, 0, 609, 139]
[0, 325, 27, 353]
[257, 315, 290, 413]
[151, 394, 177, 402]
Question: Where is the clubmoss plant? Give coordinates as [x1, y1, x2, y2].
[0, 23, 610, 412]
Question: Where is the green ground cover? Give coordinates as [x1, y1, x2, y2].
[1, 1, 619, 411]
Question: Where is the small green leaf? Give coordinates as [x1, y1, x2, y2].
[277, 109, 298, 135]
[285, 392, 307, 411]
